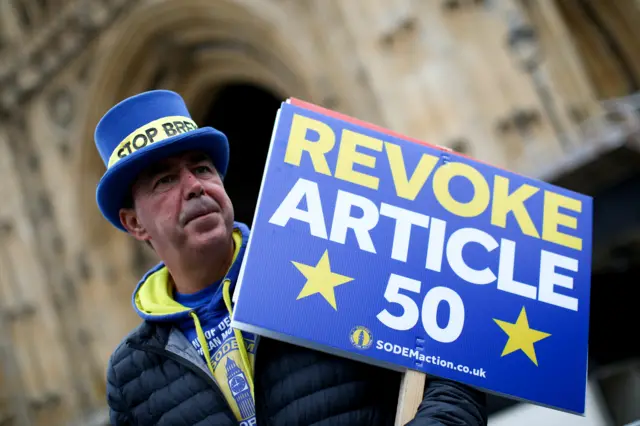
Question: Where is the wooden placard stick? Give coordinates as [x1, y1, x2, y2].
[394, 370, 426, 426]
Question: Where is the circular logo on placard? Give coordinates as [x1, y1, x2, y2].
[350, 326, 373, 350]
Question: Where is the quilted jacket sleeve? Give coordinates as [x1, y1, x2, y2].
[405, 377, 487, 426]
[106, 345, 133, 426]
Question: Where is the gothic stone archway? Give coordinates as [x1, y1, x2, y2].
[74, 0, 318, 249]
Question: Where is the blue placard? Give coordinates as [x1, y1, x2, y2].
[231, 100, 592, 415]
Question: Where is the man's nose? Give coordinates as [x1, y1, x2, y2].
[183, 171, 205, 200]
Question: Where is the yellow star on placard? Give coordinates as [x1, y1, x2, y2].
[291, 250, 353, 310]
[493, 306, 551, 366]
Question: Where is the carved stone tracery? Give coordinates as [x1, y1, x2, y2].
[0, 0, 134, 117]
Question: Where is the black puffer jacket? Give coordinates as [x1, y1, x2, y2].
[107, 320, 487, 426]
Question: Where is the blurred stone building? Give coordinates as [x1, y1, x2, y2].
[0, 0, 638, 425]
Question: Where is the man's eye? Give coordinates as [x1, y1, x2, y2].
[155, 175, 175, 186]
[194, 166, 213, 175]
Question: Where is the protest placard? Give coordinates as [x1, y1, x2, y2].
[231, 98, 593, 416]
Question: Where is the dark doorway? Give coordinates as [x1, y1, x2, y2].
[200, 83, 283, 226]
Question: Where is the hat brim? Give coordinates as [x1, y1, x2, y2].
[96, 127, 229, 232]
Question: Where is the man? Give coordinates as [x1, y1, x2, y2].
[96, 90, 487, 425]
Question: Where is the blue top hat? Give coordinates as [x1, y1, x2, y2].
[94, 90, 229, 232]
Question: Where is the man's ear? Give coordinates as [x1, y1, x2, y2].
[119, 208, 151, 242]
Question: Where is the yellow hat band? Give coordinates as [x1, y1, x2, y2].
[107, 115, 199, 168]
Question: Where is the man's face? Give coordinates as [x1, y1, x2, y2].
[119, 150, 234, 257]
